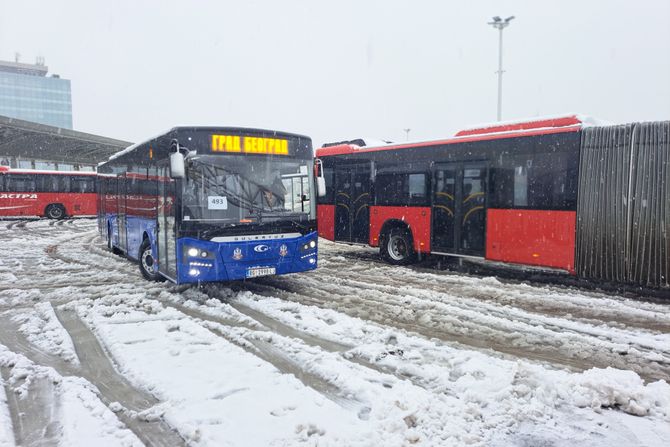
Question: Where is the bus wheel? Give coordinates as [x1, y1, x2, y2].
[139, 239, 164, 281]
[381, 227, 417, 266]
[45, 204, 65, 219]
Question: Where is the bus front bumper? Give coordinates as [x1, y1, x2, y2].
[175, 232, 318, 284]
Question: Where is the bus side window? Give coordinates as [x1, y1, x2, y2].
[7, 174, 36, 192]
[74, 178, 87, 193]
[45, 175, 59, 192]
[408, 173, 427, 201]
[54, 176, 69, 193]
[0, 175, 4, 192]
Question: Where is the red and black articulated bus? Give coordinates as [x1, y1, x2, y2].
[316, 115, 670, 289]
[0, 166, 97, 219]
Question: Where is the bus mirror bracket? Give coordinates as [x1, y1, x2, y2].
[315, 159, 327, 197]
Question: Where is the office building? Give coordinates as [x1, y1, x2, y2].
[0, 57, 73, 129]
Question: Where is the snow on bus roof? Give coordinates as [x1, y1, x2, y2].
[104, 129, 169, 164]
[455, 113, 607, 137]
[316, 114, 614, 157]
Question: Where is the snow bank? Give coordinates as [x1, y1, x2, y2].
[565, 367, 670, 418]
[228, 290, 670, 442]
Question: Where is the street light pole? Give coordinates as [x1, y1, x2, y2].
[488, 16, 515, 121]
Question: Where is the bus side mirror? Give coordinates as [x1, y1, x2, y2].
[170, 152, 185, 179]
[317, 177, 326, 197]
[170, 140, 186, 179]
[315, 158, 327, 197]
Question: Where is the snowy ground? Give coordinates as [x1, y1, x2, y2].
[0, 218, 668, 446]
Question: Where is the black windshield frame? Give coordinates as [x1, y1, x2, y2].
[180, 154, 315, 225]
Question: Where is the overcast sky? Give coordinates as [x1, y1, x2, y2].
[1, 0, 669, 147]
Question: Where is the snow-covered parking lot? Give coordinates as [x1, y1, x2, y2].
[0, 219, 668, 446]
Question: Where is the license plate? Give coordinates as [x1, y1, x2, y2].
[246, 267, 276, 278]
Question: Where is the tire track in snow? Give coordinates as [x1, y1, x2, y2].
[0, 367, 62, 446]
[52, 307, 187, 447]
[48, 230, 380, 407]
[4, 220, 24, 230]
[0, 217, 185, 446]
[159, 296, 365, 412]
[238, 274, 670, 382]
[0, 309, 186, 447]
[199, 287, 466, 396]
[321, 255, 670, 333]
[9, 220, 670, 382]
[316, 263, 670, 353]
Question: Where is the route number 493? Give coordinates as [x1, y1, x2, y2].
[207, 196, 228, 210]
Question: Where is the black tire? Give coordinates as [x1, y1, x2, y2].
[380, 227, 417, 265]
[45, 204, 65, 220]
[138, 238, 164, 281]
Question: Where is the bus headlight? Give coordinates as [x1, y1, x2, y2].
[183, 245, 215, 264]
[300, 239, 317, 252]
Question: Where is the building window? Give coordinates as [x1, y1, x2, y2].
[35, 160, 56, 170]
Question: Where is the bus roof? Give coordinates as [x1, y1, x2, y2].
[106, 126, 312, 163]
[316, 114, 591, 157]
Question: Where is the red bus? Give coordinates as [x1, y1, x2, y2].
[0, 166, 97, 219]
[316, 115, 670, 289]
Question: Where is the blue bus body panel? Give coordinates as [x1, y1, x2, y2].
[107, 214, 119, 246]
[106, 212, 316, 284]
[175, 231, 318, 284]
[106, 215, 157, 261]
[125, 216, 157, 260]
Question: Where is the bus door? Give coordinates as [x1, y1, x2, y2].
[117, 174, 128, 251]
[334, 163, 371, 244]
[431, 162, 487, 256]
[157, 165, 177, 280]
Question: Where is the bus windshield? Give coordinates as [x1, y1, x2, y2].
[182, 154, 314, 222]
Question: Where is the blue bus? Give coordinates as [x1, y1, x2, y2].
[97, 127, 324, 284]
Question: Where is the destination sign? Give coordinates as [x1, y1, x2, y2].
[211, 135, 289, 155]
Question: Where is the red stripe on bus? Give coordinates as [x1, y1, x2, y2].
[317, 204, 335, 240]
